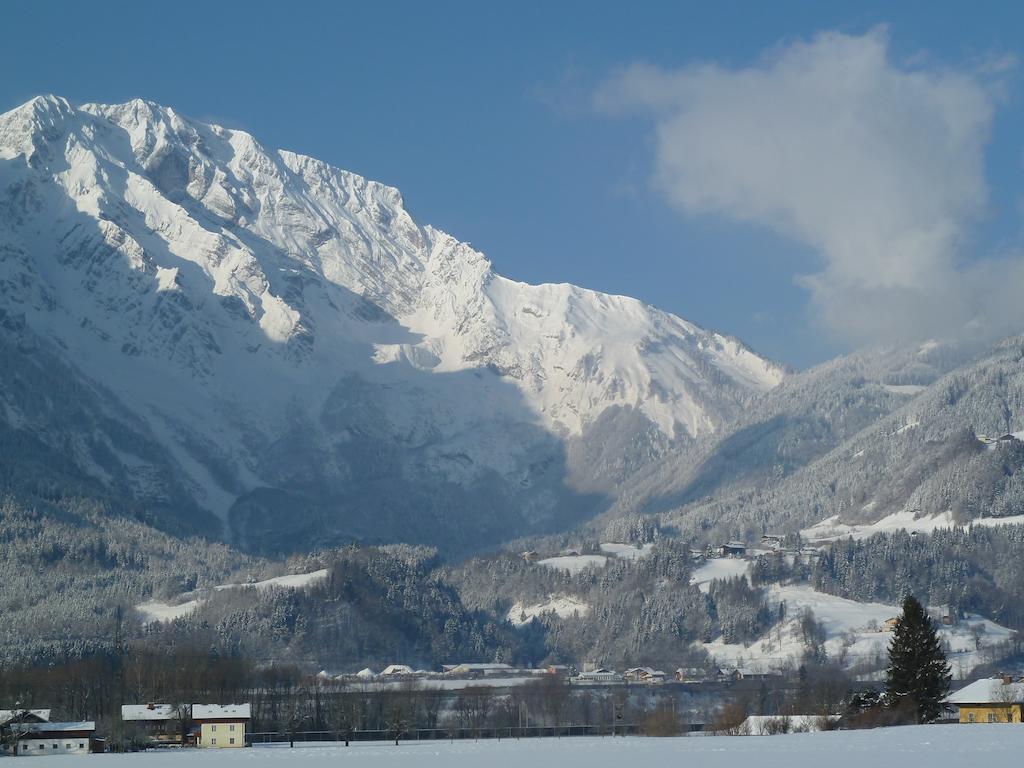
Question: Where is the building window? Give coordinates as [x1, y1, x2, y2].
[988, 713, 997, 723]
[230, 724, 236, 731]
[79, 743, 84, 749]
[212, 725, 217, 731]
[211, 738, 217, 745]
[230, 738, 236, 745]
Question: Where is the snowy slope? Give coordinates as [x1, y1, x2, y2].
[135, 568, 329, 625]
[0, 95, 783, 553]
[702, 584, 1013, 676]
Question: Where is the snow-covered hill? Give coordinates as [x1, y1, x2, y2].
[0, 95, 782, 553]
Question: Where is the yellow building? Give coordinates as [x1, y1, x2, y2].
[947, 678, 1024, 723]
[191, 704, 251, 748]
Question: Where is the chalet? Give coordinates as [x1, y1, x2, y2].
[881, 617, 899, 631]
[719, 541, 746, 558]
[675, 667, 712, 683]
[192, 704, 250, 749]
[576, 667, 622, 683]
[121, 703, 188, 746]
[947, 677, 1024, 723]
[623, 667, 666, 683]
[760, 535, 784, 550]
[4, 721, 97, 756]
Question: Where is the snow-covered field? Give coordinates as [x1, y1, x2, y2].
[135, 570, 329, 624]
[537, 555, 608, 574]
[599, 542, 654, 560]
[16, 727, 1024, 767]
[508, 595, 590, 625]
[803, 510, 1024, 542]
[690, 558, 751, 592]
[703, 584, 1013, 676]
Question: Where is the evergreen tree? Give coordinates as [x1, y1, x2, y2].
[885, 594, 951, 723]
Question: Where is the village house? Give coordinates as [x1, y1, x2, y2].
[3, 719, 97, 756]
[442, 662, 513, 678]
[192, 704, 250, 748]
[121, 703, 189, 746]
[675, 667, 713, 683]
[719, 541, 746, 558]
[947, 677, 1024, 723]
[623, 667, 667, 684]
[380, 664, 415, 677]
[575, 667, 622, 683]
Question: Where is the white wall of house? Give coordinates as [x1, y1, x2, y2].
[15, 736, 90, 756]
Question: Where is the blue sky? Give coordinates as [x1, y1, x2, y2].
[3, 1, 1024, 367]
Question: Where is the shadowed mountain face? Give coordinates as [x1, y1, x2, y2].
[0, 96, 783, 555]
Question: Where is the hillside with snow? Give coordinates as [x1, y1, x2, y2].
[0, 95, 783, 554]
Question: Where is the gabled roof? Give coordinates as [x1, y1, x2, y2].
[121, 704, 181, 721]
[191, 704, 251, 720]
[947, 679, 1024, 705]
[0, 710, 50, 725]
[380, 664, 414, 675]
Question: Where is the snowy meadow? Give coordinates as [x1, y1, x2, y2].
[16, 727, 1024, 767]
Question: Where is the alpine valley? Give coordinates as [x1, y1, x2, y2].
[2, 96, 1024, 676]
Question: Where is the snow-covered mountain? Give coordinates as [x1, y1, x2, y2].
[0, 95, 782, 554]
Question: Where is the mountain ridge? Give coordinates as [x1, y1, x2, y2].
[0, 94, 783, 553]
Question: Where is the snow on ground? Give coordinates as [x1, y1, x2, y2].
[135, 570, 329, 625]
[537, 555, 607, 574]
[19, 727, 1024, 767]
[703, 584, 1013, 677]
[134, 598, 204, 624]
[881, 384, 926, 396]
[599, 542, 654, 560]
[214, 569, 330, 592]
[508, 595, 590, 625]
[690, 558, 751, 593]
[803, 510, 1024, 543]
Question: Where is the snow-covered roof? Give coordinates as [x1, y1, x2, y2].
[191, 704, 251, 720]
[443, 663, 513, 671]
[21, 721, 95, 733]
[0, 710, 49, 724]
[381, 664, 415, 675]
[947, 679, 1024, 705]
[355, 668, 376, 679]
[723, 541, 746, 548]
[121, 704, 180, 721]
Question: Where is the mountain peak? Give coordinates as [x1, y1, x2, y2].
[0, 96, 782, 553]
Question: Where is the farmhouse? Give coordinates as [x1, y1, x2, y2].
[623, 667, 667, 683]
[947, 678, 1024, 723]
[4, 721, 96, 756]
[192, 704, 250, 748]
[719, 541, 746, 557]
[121, 703, 188, 746]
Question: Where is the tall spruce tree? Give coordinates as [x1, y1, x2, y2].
[886, 594, 951, 723]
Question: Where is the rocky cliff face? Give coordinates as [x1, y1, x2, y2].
[0, 96, 783, 554]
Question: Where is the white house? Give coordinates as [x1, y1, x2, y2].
[192, 704, 250, 748]
[7, 721, 96, 756]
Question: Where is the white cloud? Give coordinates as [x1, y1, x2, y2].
[597, 27, 1022, 346]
